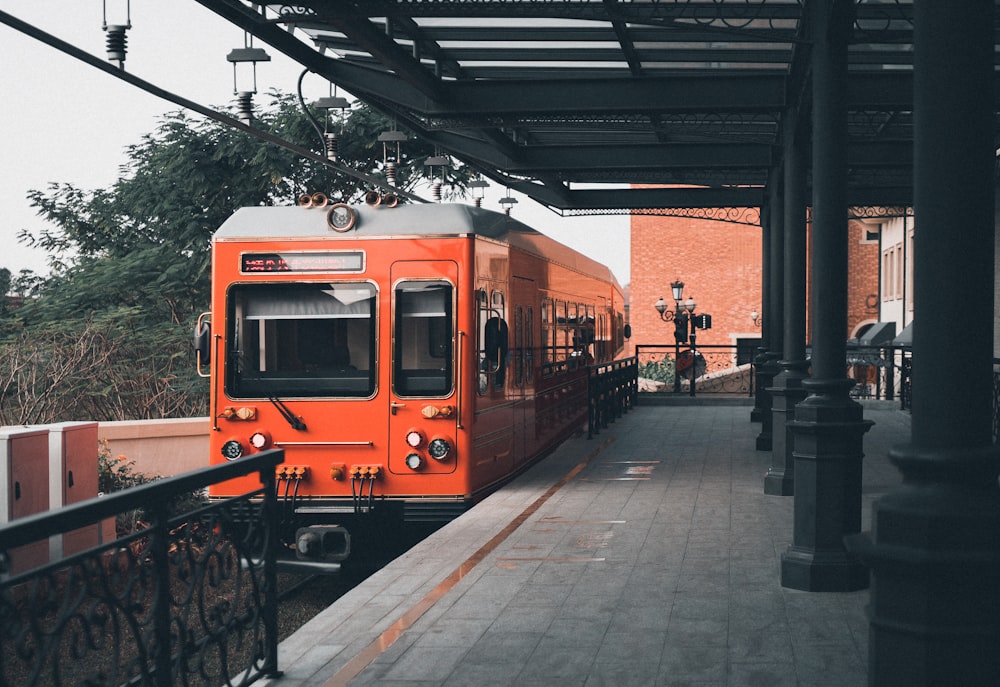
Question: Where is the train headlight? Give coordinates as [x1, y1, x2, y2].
[405, 453, 423, 470]
[249, 431, 271, 450]
[405, 430, 424, 448]
[428, 437, 451, 461]
[221, 439, 244, 461]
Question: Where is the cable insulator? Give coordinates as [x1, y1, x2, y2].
[432, 181, 442, 203]
[386, 161, 397, 188]
[105, 25, 128, 67]
[324, 134, 338, 161]
[236, 92, 254, 125]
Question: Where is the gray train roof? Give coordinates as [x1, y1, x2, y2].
[215, 202, 620, 287]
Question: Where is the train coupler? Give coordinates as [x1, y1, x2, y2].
[294, 525, 351, 563]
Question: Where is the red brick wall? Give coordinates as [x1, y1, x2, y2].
[846, 219, 880, 337]
[628, 214, 878, 356]
[629, 213, 763, 354]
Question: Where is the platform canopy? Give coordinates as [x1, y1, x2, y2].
[193, 1, 977, 214]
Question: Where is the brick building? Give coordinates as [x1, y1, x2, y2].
[629, 212, 763, 361]
[629, 212, 883, 362]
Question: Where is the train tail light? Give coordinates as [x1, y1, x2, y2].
[428, 437, 452, 461]
[221, 439, 244, 461]
[295, 525, 350, 562]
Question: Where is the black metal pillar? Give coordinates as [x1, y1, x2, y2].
[781, 0, 871, 592]
[754, 176, 783, 449]
[766, 105, 809, 496]
[751, 192, 772, 423]
[850, 2, 1000, 684]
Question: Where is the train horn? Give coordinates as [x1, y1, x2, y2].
[364, 190, 382, 206]
[310, 192, 329, 208]
[298, 193, 313, 207]
[382, 193, 399, 208]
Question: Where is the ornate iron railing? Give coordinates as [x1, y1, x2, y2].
[846, 344, 912, 403]
[587, 356, 638, 439]
[635, 344, 754, 396]
[0, 450, 284, 687]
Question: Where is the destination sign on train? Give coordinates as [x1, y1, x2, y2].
[241, 251, 365, 273]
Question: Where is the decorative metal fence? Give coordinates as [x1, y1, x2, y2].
[633, 342, 922, 404]
[635, 344, 754, 396]
[587, 356, 638, 439]
[845, 344, 912, 403]
[0, 449, 284, 687]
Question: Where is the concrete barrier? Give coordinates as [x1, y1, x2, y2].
[98, 417, 211, 478]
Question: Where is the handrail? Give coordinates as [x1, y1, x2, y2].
[587, 356, 638, 439]
[0, 449, 284, 553]
[0, 449, 285, 687]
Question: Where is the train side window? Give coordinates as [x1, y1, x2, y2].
[554, 300, 568, 363]
[393, 280, 454, 398]
[514, 306, 524, 386]
[526, 306, 535, 384]
[540, 298, 553, 366]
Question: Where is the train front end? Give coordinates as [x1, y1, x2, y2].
[197, 202, 473, 566]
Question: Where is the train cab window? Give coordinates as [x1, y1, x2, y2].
[393, 281, 454, 397]
[226, 282, 376, 398]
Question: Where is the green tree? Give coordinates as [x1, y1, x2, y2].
[1, 93, 473, 423]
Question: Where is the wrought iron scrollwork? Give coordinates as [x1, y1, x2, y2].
[0, 453, 282, 687]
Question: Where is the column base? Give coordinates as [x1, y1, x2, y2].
[763, 469, 794, 496]
[781, 377, 872, 592]
[780, 545, 868, 592]
[764, 361, 809, 496]
[753, 353, 782, 451]
[849, 444, 1000, 686]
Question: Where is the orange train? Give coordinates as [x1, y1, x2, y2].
[196, 197, 627, 565]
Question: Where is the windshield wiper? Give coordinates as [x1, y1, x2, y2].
[269, 394, 307, 431]
[234, 351, 308, 431]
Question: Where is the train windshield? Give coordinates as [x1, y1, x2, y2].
[393, 280, 454, 397]
[226, 282, 376, 398]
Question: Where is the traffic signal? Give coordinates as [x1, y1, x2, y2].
[674, 312, 689, 343]
[693, 313, 712, 330]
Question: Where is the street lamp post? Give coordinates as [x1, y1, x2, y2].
[683, 296, 697, 397]
[655, 280, 711, 396]
[654, 280, 687, 393]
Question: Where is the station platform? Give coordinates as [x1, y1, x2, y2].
[265, 400, 909, 687]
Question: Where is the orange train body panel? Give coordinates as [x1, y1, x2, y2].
[201, 202, 626, 541]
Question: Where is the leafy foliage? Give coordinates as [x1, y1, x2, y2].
[638, 358, 676, 384]
[2, 93, 469, 423]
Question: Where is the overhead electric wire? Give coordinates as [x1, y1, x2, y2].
[0, 9, 426, 204]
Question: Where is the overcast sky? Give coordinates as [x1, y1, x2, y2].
[0, 3, 629, 284]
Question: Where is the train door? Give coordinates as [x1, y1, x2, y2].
[387, 261, 459, 476]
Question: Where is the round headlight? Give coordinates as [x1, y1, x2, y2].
[405, 430, 424, 448]
[249, 431, 270, 450]
[405, 453, 423, 470]
[221, 440, 244, 461]
[428, 438, 451, 461]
